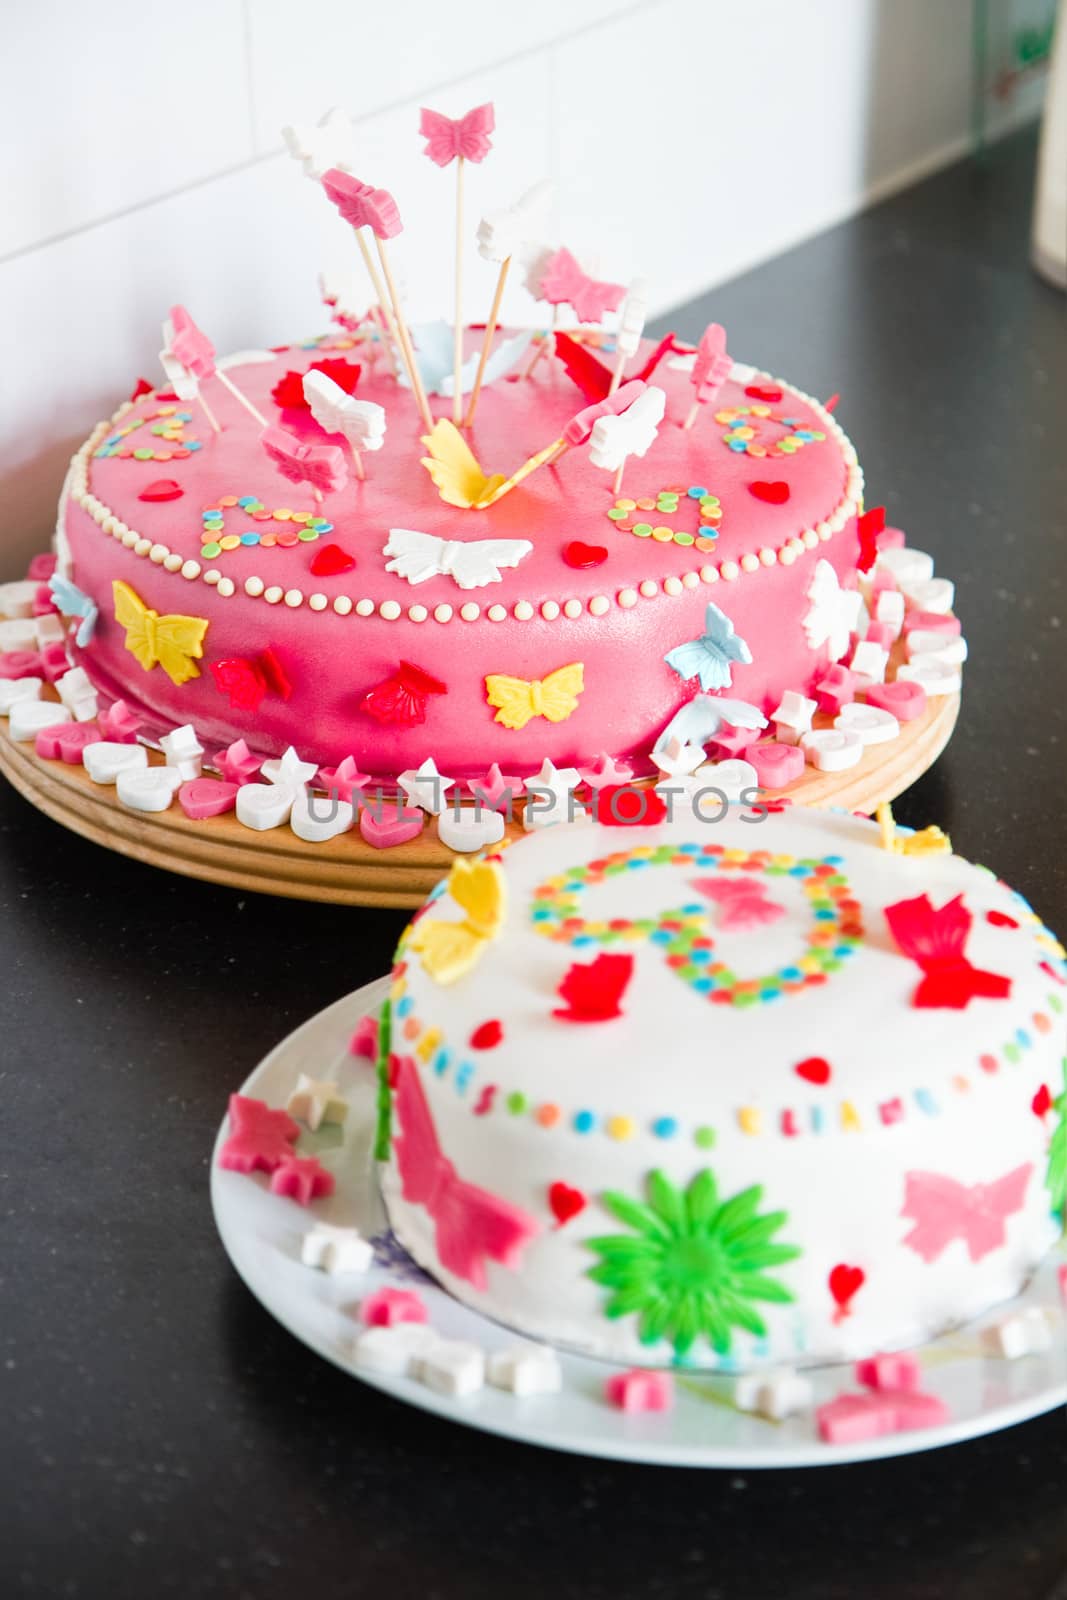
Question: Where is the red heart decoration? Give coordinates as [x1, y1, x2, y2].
[563, 541, 608, 569]
[310, 542, 356, 576]
[1032, 1084, 1052, 1118]
[829, 1264, 865, 1307]
[469, 1019, 503, 1051]
[549, 1182, 587, 1227]
[139, 478, 184, 503]
[986, 910, 1018, 929]
[748, 480, 790, 505]
[795, 1055, 831, 1086]
[745, 384, 783, 403]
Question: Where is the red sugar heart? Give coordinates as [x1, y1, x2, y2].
[470, 1019, 503, 1051]
[745, 384, 783, 403]
[748, 480, 790, 505]
[139, 479, 184, 503]
[549, 1182, 587, 1227]
[829, 1264, 865, 1307]
[986, 910, 1018, 929]
[563, 541, 608, 569]
[310, 542, 356, 576]
[1032, 1084, 1052, 1118]
[795, 1056, 831, 1085]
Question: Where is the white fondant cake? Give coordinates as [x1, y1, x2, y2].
[375, 809, 1066, 1371]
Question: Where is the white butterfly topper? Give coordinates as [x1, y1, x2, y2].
[303, 371, 386, 452]
[383, 529, 533, 591]
[282, 106, 353, 181]
[802, 558, 858, 662]
[615, 277, 650, 358]
[589, 385, 666, 471]
[476, 179, 553, 264]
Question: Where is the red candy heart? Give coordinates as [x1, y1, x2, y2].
[563, 541, 608, 569]
[748, 480, 790, 505]
[986, 910, 1019, 929]
[829, 1263, 865, 1308]
[139, 479, 184, 502]
[745, 384, 783, 403]
[1032, 1084, 1052, 1118]
[549, 1182, 587, 1227]
[310, 542, 356, 576]
[795, 1055, 831, 1085]
[470, 1019, 503, 1051]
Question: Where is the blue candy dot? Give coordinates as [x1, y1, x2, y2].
[395, 996, 413, 1018]
[687, 486, 708, 499]
[653, 1117, 678, 1138]
[433, 1050, 450, 1076]
[240, 532, 260, 546]
[574, 1110, 596, 1134]
[1016, 1028, 1032, 1049]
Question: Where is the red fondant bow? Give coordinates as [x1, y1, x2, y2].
[392, 1055, 539, 1290]
[883, 893, 1012, 1009]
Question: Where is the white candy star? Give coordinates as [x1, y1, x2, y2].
[285, 1073, 349, 1132]
[159, 723, 204, 779]
[301, 1223, 372, 1275]
[650, 736, 705, 778]
[260, 747, 318, 791]
[397, 757, 455, 815]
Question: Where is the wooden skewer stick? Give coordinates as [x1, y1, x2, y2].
[520, 306, 558, 380]
[197, 392, 221, 434]
[476, 434, 567, 507]
[463, 255, 510, 429]
[682, 400, 701, 432]
[374, 236, 434, 433]
[453, 155, 465, 426]
[607, 347, 626, 398]
[214, 369, 269, 428]
[352, 228, 400, 378]
[351, 449, 366, 482]
[612, 459, 627, 497]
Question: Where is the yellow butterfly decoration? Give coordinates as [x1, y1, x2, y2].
[420, 420, 566, 510]
[876, 801, 952, 858]
[112, 579, 209, 687]
[409, 858, 507, 985]
[484, 662, 585, 730]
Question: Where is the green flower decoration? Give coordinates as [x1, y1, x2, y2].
[587, 1168, 801, 1359]
[1047, 1058, 1066, 1220]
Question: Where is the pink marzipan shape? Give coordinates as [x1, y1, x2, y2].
[349, 1014, 379, 1060]
[865, 680, 927, 722]
[219, 1095, 299, 1174]
[35, 721, 103, 762]
[39, 643, 72, 684]
[563, 381, 647, 447]
[0, 650, 42, 680]
[321, 169, 403, 239]
[746, 741, 805, 789]
[817, 1386, 948, 1445]
[419, 103, 495, 166]
[605, 1369, 674, 1413]
[179, 778, 239, 819]
[855, 1352, 921, 1392]
[318, 755, 371, 802]
[579, 752, 635, 790]
[97, 698, 141, 742]
[815, 664, 856, 716]
[707, 724, 757, 760]
[213, 739, 263, 785]
[359, 802, 425, 849]
[903, 610, 962, 637]
[270, 1155, 335, 1206]
[33, 585, 58, 617]
[27, 552, 57, 583]
[467, 762, 526, 809]
[691, 323, 731, 405]
[360, 1287, 429, 1327]
[1058, 1264, 1067, 1305]
[865, 620, 896, 650]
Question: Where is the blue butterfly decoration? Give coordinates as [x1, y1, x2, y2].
[663, 603, 752, 692]
[654, 694, 767, 753]
[49, 572, 98, 648]
[401, 320, 530, 397]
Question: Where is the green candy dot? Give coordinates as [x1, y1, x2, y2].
[133, 448, 154, 460]
[693, 1125, 716, 1150]
[1048, 994, 1063, 1014]
[607, 508, 627, 521]
[675, 532, 695, 547]
[633, 522, 653, 537]
[201, 542, 222, 559]
[506, 1092, 527, 1115]
[297, 528, 318, 542]
[1003, 1043, 1022, 1066]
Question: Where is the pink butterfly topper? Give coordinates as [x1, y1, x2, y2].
[322, 169, 403, 239]
[538, 247, 625, 323]
[900, 1164, 1032, 1263]
[692, 876, 786, 931]
[419, 103, 495, 166]
[392, 1053, 539, 1290]
[260, 425, 349, 495]
[691, 323, 731, 405]
[168, 305, 216, 380]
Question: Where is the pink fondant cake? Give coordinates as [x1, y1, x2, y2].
[56, 332, 869, 782]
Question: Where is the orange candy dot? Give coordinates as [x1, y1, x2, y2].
[536, 1104, 560, 1127]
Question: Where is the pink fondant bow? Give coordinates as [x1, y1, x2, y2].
[419, 104, 495, 166]
[883, 893, 1012, 1009]
[392, 1054, 539, 1290]
[900, 1164, 1032, 1263]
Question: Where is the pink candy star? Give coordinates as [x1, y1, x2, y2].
[269, 1155, 335, 1206]
[213, 739, 263, 785]
[360, 1287, 429, 1327]
[605, 1369, 674, 1413]
[97, 699, 142, 743]
[219, 1095, 299, 1174]
[349, 1014, 379, 1061]
[466, 762, 525, 811]
[579, 752, 635, 790]
[318, 755, 371, 802]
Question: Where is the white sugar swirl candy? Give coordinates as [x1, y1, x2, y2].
[476, 180, 553, 264]
[303, 371, 386, 453]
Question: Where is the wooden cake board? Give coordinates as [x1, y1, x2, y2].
[1, 684, 960, 909]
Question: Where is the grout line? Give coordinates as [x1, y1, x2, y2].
[241, 0, 259, 161]
[0, 1, 658, 269]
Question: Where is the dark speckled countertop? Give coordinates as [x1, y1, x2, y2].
[2, 127, 1065, 1599]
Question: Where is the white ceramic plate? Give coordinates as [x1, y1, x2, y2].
[211, 979, 1067, 1469]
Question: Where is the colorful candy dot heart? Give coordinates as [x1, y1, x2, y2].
[748, 480, 791, 505]
[563, 541, 608, 569]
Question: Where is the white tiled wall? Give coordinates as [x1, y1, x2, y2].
[0, 0, 1047, 564]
